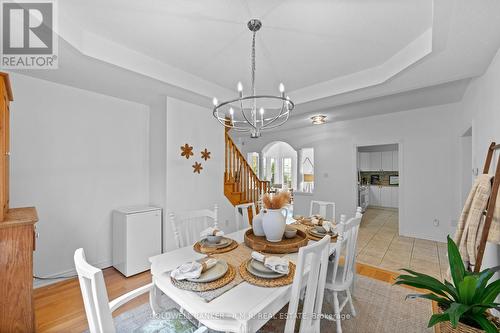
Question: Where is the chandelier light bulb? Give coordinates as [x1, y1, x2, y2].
[259, 107, 265, 115]
[237, 82, 243, 92]
[279, 83, 285, 93]
[229, 107, 234, 116]
[212, 97, 218, 106]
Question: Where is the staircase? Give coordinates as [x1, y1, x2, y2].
[224, 131, 269, 212]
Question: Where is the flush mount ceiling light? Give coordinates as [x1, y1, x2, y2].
[212, 19, 294, 138]
[311, 115, 327, 125]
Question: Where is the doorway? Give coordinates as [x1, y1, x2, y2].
[460, 127, 473, 206]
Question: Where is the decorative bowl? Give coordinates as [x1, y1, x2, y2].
[284, 227, 297, 239]
[206, 235, 222, 244]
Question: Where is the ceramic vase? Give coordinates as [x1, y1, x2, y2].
[252, 210, 265, 236]
[262, 208, 288, 242]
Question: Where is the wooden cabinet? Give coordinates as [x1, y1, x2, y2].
[0, 72, 12, 221]
[0, 72, 38, 333]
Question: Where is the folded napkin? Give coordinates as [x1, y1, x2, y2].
[310, 214, 324, 225]
[170, 258, 218, 280]
[251, 251, 289, 275]
[200, 227, 225, 239]
[321, 221, 335, 233]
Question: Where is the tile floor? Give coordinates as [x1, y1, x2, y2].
[356, 207, 448, 280]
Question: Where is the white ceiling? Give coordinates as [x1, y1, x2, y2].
[7, 0, 500, 125]
[59, 0, 432, 93]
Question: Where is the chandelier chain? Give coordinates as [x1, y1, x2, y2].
[252, 31, 257, 97]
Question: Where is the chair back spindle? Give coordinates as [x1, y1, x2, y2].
[285, 235, 330, 333]
[309, 200, 336, 221]
[169, 204, 218, 248]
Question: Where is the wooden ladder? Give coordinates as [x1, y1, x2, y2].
[474, 142, 500, 272]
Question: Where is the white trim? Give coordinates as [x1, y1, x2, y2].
[34, 259, 113, 288]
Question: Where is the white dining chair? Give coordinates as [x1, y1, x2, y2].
[74, 248, 207, 333]
[286, 235, 330, 332]
[169, 204, 218, 249]
[234, 202, 256, 230]
[324, 213, 362, 333]
[309, 200, 336, 221]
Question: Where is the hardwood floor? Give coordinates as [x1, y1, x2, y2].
[35, 264, 406, 333]
[34, 262, 405, 333]
[34, 269, 151, 333]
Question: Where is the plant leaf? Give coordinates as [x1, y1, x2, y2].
[399, 269, 458, 299]
[444, 303, 471, 328]
[444, 280, 459, 300]
[458, 275, 478, 304]
[447, 235, 466, 289]
[480, 279, 500, 304]
[468, 313, 499, 333]
[405, 293, 452, 306]
[427, 313, 449, 328]
[395, 274, 454, 299]
[473, 269, 495, 303]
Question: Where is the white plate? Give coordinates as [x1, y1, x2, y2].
[186, 260, 228, 283]
[246, 260, 285, 279]
[200, 237, 232, 249]
[309, 227, 337, 238]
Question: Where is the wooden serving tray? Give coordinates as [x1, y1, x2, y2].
[244, 229, 308, 254]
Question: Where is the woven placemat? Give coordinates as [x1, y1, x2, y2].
[170, 264, 236, 292]
[239, 259, 296, 288]
[193, 238, 238, 254]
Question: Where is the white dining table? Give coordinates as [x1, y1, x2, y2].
[149, 228, 336, 333]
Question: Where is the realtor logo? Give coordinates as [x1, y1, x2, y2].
[1, 0, 58, 69]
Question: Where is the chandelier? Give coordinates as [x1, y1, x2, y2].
[212, 19, 294, 138]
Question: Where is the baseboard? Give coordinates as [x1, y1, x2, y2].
[33, 259, 113, 289]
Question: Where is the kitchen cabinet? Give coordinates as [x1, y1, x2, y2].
[368, 185, 399, 208]
[380, 186, 392, 207]
[369, 152, 382, 171]
[359, 152, 370, 171]
[361, 150, 398, 171]
[392, 151, 399, 171]
[391, 187, 399, 208]
[381, 151, 393, 171]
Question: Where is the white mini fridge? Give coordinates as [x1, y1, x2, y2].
[112, 206, 162, 277]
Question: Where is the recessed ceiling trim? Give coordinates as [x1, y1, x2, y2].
[56, 11, 433, 106]
[57, 17, 235, 101]
[289, 28, 433, 104]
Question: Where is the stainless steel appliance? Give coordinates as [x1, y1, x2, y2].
[358, 185, 369, 212]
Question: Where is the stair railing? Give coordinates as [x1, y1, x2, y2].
[225, 132, 269, 206]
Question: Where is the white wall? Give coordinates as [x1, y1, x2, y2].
[460, 47, 500, 276]
[8, 73, 150, 278]
[237, 103, 461, 242]
[163, 97, 234, 252]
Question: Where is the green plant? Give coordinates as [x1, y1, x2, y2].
[395, 236, 500, 332]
